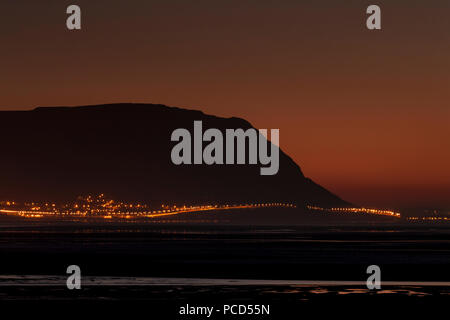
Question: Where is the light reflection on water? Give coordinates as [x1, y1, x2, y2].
[1, 276, 450, 301]
[1, 275, 449, 292]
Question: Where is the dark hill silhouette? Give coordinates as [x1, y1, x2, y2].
[0, 103, 349, 208]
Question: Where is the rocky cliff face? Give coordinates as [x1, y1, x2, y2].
[0, 103, 349, 207]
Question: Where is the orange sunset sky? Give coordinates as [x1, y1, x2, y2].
[0, 1, 449, 208]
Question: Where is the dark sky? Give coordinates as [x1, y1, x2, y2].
[0, 0, 449, 208]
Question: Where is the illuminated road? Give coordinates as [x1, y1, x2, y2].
[307, 205, 401, 218]
[0, 201, 402, 219]
[0, 203, 296, 219]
